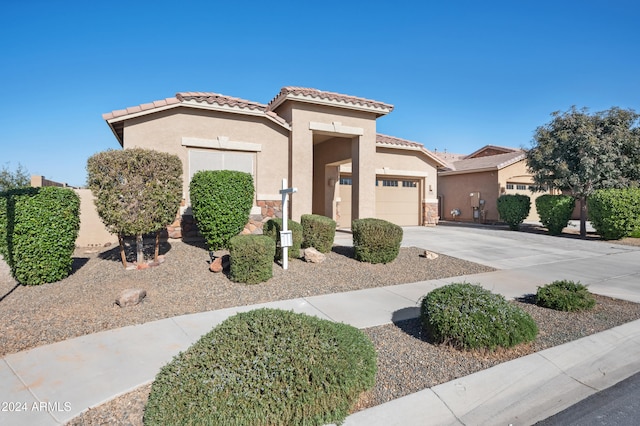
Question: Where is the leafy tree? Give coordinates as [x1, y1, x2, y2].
[526, 106, 640, 237]
[0, 163, 30, 192]
[87, 148, 182, 267]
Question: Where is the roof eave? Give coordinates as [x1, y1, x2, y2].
[438, 166, 498, 176]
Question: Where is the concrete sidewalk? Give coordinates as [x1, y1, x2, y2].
[2, 226, 640, 425]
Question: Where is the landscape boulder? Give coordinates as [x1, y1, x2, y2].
[422, 250, 439, 260]
[115, 288, 147, 307]
[303, 247, 326, 264]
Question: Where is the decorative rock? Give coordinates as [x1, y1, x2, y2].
[422, 250, 439, 260]
[115, 288, 147, 307]
[209, 257, 223, 273]
[303, 247, 326, 264]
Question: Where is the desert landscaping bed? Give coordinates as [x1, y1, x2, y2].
[2, 238, 640, 425]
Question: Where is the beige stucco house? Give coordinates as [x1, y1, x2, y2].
[103, 87, 446, 236]
[437, 145, 548, 223]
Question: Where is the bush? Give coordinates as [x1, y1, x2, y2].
[588, 188, 640, 240]
[301, 214, 336, 253]
[229, 235, 275, 284]
[497, 194, 531, 230]
[536, 280, 596, 312]
[0, 187, 80, 285]
[190, 170, 254, 250]
[263, 218, 303, 260]
[144, 308, 377, 426]
[420, 283, 538, 350]
[352, 218, 403, 264]
[535, 194, 575, 235]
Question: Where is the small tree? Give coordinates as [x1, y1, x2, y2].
[526, 107, 640, 237]
[0, 163, 30, 192]
[87, 148, 182, 267]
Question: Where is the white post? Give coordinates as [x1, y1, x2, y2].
[281, 178, 289, 270]
[279, 178, 297, 270]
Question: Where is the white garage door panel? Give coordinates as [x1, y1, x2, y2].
[375, 181, 419, 226]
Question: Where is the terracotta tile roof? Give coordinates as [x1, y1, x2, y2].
[176, 92, 267, 112]
[376, 133, 423, 148]
[376, 134, 448, 167]
[442, 150, 526, 173]
[102, 97, 180, 120]
[268, 87, 394, 113]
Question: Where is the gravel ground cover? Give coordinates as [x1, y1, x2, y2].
[2, 236, 639, 425]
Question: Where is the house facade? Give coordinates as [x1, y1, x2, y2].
[437, 145, 548, 223]
[103, 87, 446, 236]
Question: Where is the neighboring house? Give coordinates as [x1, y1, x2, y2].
[103, 87, 447, 236]
[437, 145, 549, 223]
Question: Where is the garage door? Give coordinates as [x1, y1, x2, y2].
[338, 176, 420, 227]
[375, 178, 420, 226]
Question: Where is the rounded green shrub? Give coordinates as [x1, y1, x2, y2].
[497, 194, 531, 230]
[263, 218, 303, 260]
[352, 218, 403, 264]
[301, 214, 336, 253]
[0, 187, 80, 285]
[588, 188, 640, 240]
[190, 170, 254, 250]
[536, 280, 596, 312]
[535, 194, 575, 235]
[229, 235, 275, 284]
[420, 283, 538, 350]
[144, 308, 377, 426]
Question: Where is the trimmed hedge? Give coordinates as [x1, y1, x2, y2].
[352, 218, 403, 264]
[535, 194, 575, 235]
[420, 283, 538, 350]
[588, 188, 640, 240]
[0, 187, 80, 285]
[229, 235, 275, 284]
[190, 170, 254, 250]
[263, 218, 303, 260]
[144, 308, 377, 426]
[497, 194, 531, 230]
[301, 214, 336, 253]
[536, 280, 596, 312]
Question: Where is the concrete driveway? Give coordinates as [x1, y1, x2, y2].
[336, 224, 640, 302]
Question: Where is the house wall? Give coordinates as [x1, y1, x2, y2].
[122, 107, 290, 202]
[498, 161, 544, 222]
[438, 171, 500, 222]
[273, 102, 378, 222]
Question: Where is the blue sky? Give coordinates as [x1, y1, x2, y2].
[1, 1, 639, 187]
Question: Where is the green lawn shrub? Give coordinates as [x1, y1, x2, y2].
[587, 188, 640, 240]
[190, 170, 254, 250]
[420, 283, 538, 350]
[352, 218, 403, 264]
[301, 214, 336, 253]
[497, 194, 531, 230]
[263, 218, 303, 260]
[229, 235, 275, 284]
[144, 308, 377, 426]
[535, 194, 575, 235]
[0, 187, 80, 285]
[536, 280, 596, 312]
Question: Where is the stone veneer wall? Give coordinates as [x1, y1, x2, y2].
[422, 202, 439, 226]
[165, 200, 283, 240]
